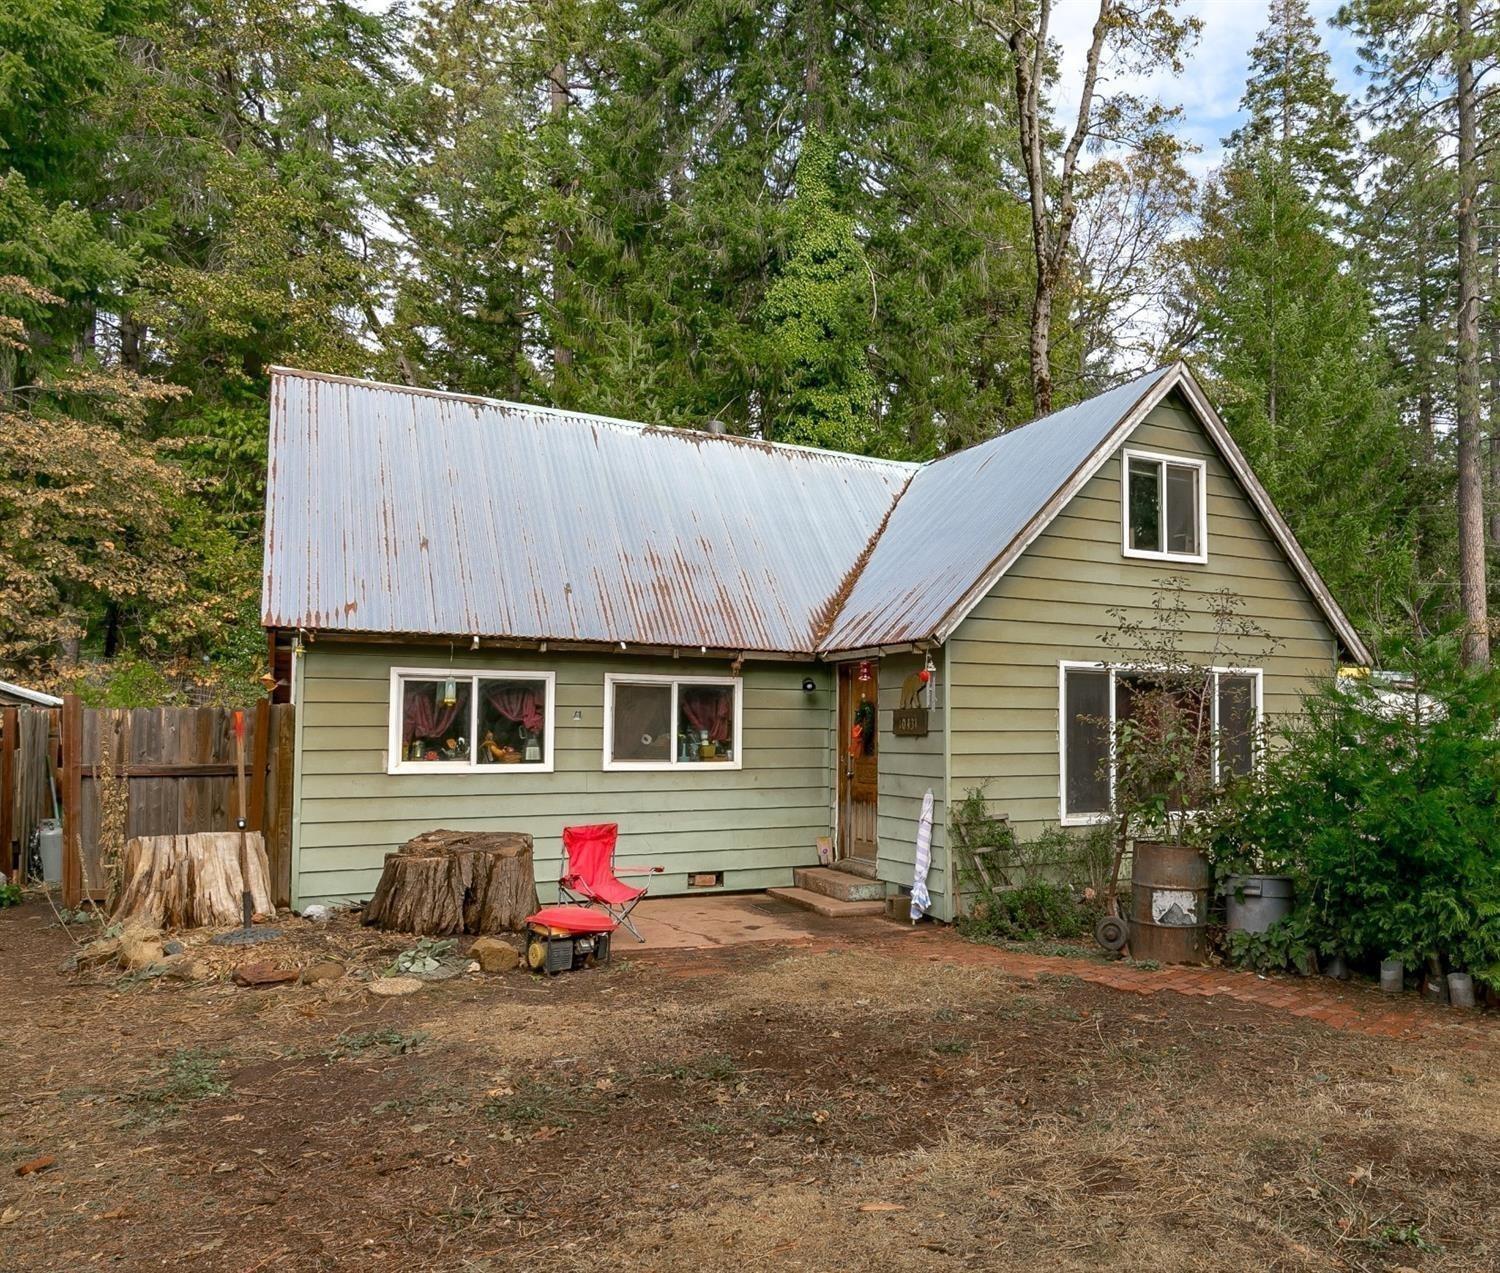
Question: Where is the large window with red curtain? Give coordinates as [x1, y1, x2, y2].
[603, 674, 741, 770]
[388, 668, 555, 773]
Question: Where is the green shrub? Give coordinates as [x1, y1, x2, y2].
[951, 789, 1115, 945]
[1209, 640, 1500, 986]
[961, 880, 1090, 942]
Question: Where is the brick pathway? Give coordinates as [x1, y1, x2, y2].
[632, 894, 1495, 1050]
[896, 929, 1496, 1049]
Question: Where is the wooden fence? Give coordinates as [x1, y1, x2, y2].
[59, 697, 295, 910]
[1, 706, 61, 880]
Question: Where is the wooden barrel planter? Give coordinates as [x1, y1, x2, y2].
[1128, 842, 1211, 965]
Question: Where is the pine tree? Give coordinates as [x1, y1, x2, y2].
[1230, 0, 1357, 203]
[1339, 0, 1497, 664]
[379, 0, 554, 400]
[1188, 150, 1418, 644]
[384, 0, 1042, 452]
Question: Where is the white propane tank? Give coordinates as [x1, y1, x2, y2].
[36, 818, 63, 884]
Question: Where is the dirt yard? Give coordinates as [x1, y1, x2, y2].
[2, 900, 1496, 1273]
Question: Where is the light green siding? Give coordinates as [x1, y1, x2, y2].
[946, 391, 1342, 848]
[875, 652, 949, 918]
[291, 645, 833, 908]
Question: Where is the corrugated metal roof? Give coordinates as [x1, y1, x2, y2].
[263, 363, 1368, 663]
[261, 369, 916, 653]
[819, 367, 1175, 650]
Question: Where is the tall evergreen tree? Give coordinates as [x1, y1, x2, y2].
[1339, 0, 1497, 665]
[1230, 0, 1357, 203]
[382, 0, 1042, 454]
[1189, 150, 1418, 645]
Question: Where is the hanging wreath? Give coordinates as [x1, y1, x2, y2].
[850, 699, 877, 756]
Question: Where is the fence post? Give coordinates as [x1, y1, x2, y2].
[248, 698, 270, 833]
[61, 694, 82, 908]
[1, 707, 15, 878]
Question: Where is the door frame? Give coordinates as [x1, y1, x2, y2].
[834, 659, 879, 870]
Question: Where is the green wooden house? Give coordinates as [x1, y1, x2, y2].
[262, 362, 1370, 919]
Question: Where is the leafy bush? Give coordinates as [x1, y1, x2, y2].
[951, 790, 1112, 943]
[1209, 641, 1500, 987]
[962, 881, 1091, 942]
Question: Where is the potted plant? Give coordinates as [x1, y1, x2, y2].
[1093, 580, 1280, 965]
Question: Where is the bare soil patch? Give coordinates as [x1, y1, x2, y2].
[1, 900, 1496, 1272]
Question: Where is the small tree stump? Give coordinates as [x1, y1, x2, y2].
[113, 832, 275, 929]
[362, 830, 538, 935]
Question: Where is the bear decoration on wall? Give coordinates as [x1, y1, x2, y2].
[893, 665, 932, 738]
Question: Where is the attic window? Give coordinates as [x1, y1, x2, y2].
[1122, 449, 1206, 563]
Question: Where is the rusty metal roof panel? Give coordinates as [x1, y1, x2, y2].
[262, 369, 917, 652]
[818, 368, 1176, 651]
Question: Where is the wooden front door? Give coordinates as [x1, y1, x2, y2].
[837, 661, 878, 867]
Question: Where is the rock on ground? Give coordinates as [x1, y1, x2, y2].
[118, 923, 165, 972]
[300, 960, 346, 985]
[368, 976, 424, 997]
[469, 937, 520, 973]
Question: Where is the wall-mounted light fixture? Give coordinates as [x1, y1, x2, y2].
[802, 677, 817, 693]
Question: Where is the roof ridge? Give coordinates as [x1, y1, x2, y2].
[914, 364, 1176, 472]
[269, 366, 920, 472]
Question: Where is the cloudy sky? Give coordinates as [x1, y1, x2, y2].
[1052, 0, 1366, 176]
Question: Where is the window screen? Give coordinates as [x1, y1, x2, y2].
[1164, 464, 1200, 554]
[1064, 669, 1111, 816]
[1127, 457, 1162, 552]
[1217, 674, 1257, 778]
[610, 682, 673, 762]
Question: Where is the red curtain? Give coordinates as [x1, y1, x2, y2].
[486, 683, 543, 733]
[403, 684, 465, 744]
[680, 687, 731, 743]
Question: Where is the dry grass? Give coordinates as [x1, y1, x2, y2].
[1, 907, 1496, 1272]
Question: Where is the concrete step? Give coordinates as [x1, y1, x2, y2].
[766, 886, 886, 918]
[792, 866, 887, 903]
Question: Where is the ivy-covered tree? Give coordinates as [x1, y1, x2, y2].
[758, 133, 876, 451]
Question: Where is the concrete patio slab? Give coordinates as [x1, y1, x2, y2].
[623, 891, 902, 951]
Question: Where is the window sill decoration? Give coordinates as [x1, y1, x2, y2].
[387, 667, 556, 775]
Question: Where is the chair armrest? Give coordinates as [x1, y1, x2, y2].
[615, 864, 665, 876]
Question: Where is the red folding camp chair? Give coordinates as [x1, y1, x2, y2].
[558, 823, 663, 942]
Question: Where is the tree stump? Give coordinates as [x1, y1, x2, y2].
[362, 830, 538, 935]
[113, 832, 276, 929]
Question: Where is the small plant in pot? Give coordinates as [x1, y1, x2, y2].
[1090, 580, 1280, 964]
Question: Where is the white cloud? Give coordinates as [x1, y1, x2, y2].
[1048, 0, 1365, 178]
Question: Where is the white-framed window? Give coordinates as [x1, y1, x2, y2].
[603, 673, 743, 771]
[1121, 448, 1208, 563]
[1058, 660, 1262, 824]
[387, 667, 556, 774]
